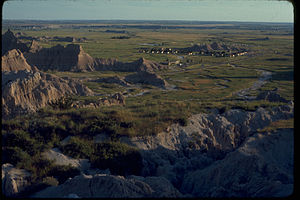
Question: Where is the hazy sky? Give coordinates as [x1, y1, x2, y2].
[2, 0, 294, 23]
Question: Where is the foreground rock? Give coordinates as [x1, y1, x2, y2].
[2, 163, 31, 197]
[42, 148, 91, 171]
[31, 174, 182, 198]
[120, 103, 294, 196]
[181, 128, 293, 197]
[2, 69, 94, 119]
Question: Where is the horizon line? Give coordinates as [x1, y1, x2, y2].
[2, 19, 294, 24]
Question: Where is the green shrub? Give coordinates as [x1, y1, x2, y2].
[60, 137, 94, 159]
[90, 142, 143, 176]
[3, 130, 41, 156]
[49, 96, 73, 110]
[30, 158, 55, 181]
[2, 146, 31, 167]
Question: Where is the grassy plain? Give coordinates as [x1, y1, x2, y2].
[4, 21, 293, 133]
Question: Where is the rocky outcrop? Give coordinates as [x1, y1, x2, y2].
[181, 128, 294, 197]
[2, 29, 29, 55]
[2, 69, 94, 119]
[94, 57, 168, 72]
[1, 49, 34, 72]
[24, 44, 95, 72]
[28, 40, 42, 53]
[120, 103, 294, 194]
[42, 148, 91, 171]
[125, 71, 168, 88]
[31, 174, 182, 198]
[2, 163, 31, 197]
[256, 90, 289, 103]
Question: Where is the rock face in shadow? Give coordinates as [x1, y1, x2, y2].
[2, 29, 29, 56]
[2, 163, 31, 197]
[181, 128, 294, 197]
[256, 90, 289, 103]
[31, 174, 182, 198]
[92, 58, 169, 88]
[120, 103, 294, 197]
[94, 57, 168, 72]
[2, 69, 94, 119]
[1, 49, 34, 72]
[24, 44, 95, 72]
[125, 71, 168, 88]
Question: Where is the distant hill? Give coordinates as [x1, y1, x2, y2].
[181, 42, 246, 52]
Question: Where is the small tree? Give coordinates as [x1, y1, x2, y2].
[49, 96, 73, 110]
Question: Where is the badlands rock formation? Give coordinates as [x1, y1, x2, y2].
[2, 69, 93, 119]
[1, 49, 34, 72]
[2, 30, 169, 88]
[2, 163, 31, 197]
[120, 103, 294, 197]
[25, 44, 95, 72]
[28, 40, 42, 53]
[256, 90, 289, 103]
[2, 29, 29, 55]
[125, 71, 168, 88]
[181, 128, 293, 197]
[31, 174, 182, 198]
[94, 57, 168, 72]
[91, 58, 169, 88]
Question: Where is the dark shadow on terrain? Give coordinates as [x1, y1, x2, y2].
[121, 128, 294, 197]
[207, 75, 258, 79]
[266, 58, 289, 61]
[271, 70, 294, 81]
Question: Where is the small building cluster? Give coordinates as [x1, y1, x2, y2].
[139, 47, 178, 55]
[138, 42, 249, 58]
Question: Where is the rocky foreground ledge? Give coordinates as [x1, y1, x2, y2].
[18, 102, 293, 198]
